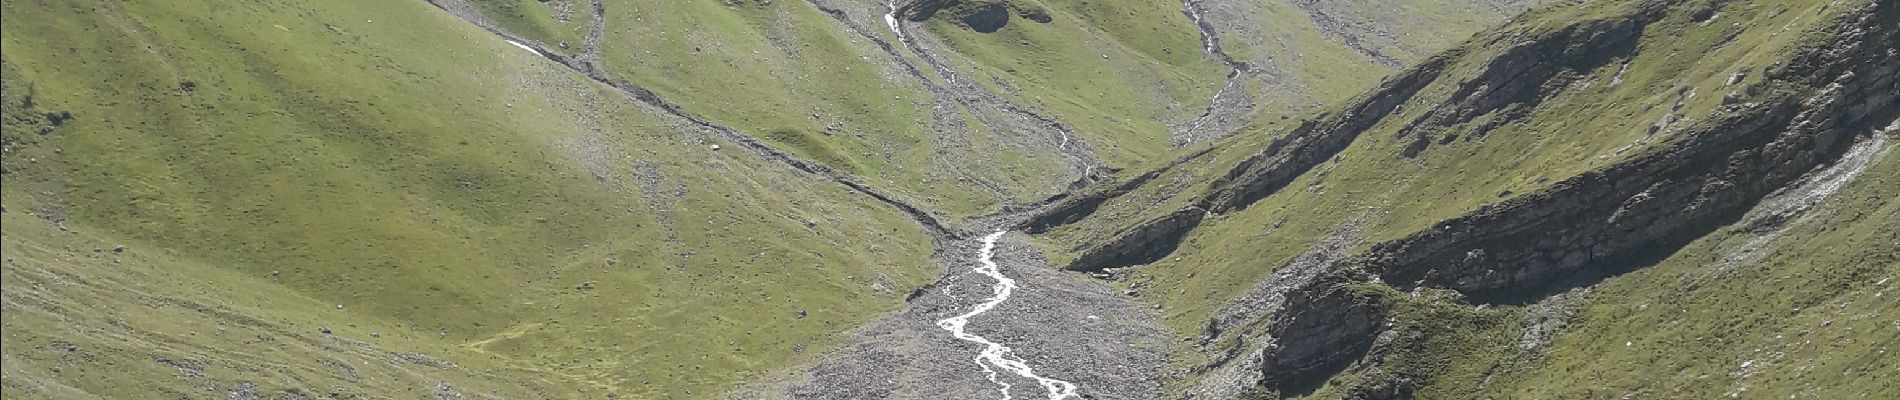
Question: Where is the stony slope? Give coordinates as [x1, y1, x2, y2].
[443, 0, 1548, 218]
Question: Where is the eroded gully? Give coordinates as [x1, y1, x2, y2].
[420, 0, 1229, 397]
[936, 231, 1081, 400]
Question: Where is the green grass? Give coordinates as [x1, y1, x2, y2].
[1025, 0, 1868, 392]
[1449, 149, 1900, 399]
[456, 0, 1534, 217]
[1, 211, 583, 398]
[1303, 142, 1899, 399]
[1, 0, 935, 397]
[583, 0, 1055, 218]
[465, 0, 597, 57]
[919, 0, 1222, 165]
[9, 0, 1857, 397]
[1215, 0, 1542, 139]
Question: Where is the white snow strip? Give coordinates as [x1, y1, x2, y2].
[937, 231, 1080, 400]
[505, 39, 541, 56]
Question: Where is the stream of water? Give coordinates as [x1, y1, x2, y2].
[936, 231, 1080, 400]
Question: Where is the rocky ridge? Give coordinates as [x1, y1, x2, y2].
[1183, 1, 1899, 396]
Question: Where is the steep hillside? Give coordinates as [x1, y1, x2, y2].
[9, 0, 1888, 398]
[1023, 0, 1897, 397]
[429, 0, 1545, 219]
[2, 0, 1551, 397]
[894, 0, 1549, 157]
[1, 0, 937, 397]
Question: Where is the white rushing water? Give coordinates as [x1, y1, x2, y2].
[937, 231, 1080, 400]
[884, 1, 909, 43]
[1181, 0, 1219, 55]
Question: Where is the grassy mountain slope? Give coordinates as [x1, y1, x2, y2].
[909, 0, 1226, 162]
[0, 0, 935, 397]
[1207, 0, 1549, 129]
[1021, 0, 1895, 397]
[1041, 0, 1851, 326]
[1378, 139, 1896, 399]
[911, 0, 1547, 160]
[446, 0, 1547, 218]
[454, 0, 1078, 218]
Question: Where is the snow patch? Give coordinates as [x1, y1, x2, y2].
[505, 39, 541, 56]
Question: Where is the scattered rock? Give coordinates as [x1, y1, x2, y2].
[434, 382, 463, 400]
[230, 381, 258, 400]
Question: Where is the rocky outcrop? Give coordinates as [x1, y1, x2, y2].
[1255, 273, 1386, 393]
[1063, 207, 1205, 272]
[903, 0, 1054, 32]
[961, 3, 1010, 33]
[1021, 146, 1216, 234]
[1046, 54, 1449, 272]
[1370, 0, 1899, 303]
[1390, 5, 1662, 157]
[1227, 1, 1900, 395]
[1201, 53, 1450, 214]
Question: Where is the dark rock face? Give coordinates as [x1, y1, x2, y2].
[1038, 6, 1665, 273]
[1390, 6, 1661, 158]
[1021, 146, 1218, 234]
[902, 0, 1046, 32]
[1048, 2, 1900, 396]
[1062, 207, 1204, 272]
[1201, 54, 1450, 214]
[1049, 55, 1448, 272]
[1233, 2, 1900, 395]
[1370, 1, 1900, 304]
[1256, 274, 1385, 394]
[963, 3, 1010, 33]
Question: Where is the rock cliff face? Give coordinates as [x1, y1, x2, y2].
[1387, 6, 1661, 158]
[1243, 1, 1898, 395]
[1254, 273, 1386, 392]
[1200, 55, 1450, 214]
[1027, 0, 1897, 397]
[1040, 55, 1449, 272]
[1063, 207, 1205, 272]
[1371, 0, 1898, 304]
[903, 0, 1054, 33]
[1042, 2, 1672, 274]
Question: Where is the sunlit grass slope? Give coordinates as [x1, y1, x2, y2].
[1, 0, 934, 397]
